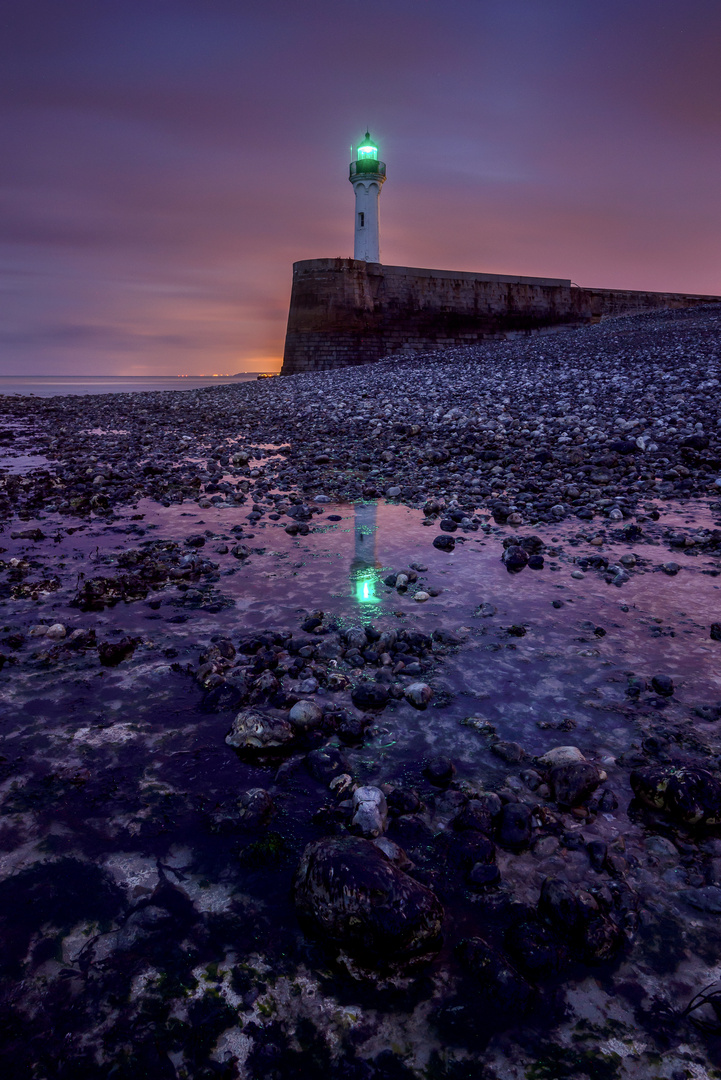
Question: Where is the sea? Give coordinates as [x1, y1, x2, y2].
[0, 373, 276, 398]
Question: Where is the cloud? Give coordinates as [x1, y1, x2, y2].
[0, 0, 719, 373]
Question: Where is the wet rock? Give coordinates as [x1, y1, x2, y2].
[497, 803, 532, 850]
[404, 682, 432, 709]
[237, 788, 275, 826]
[432, 534, 455, 552]
[631, 765, 721, 825]
[537, 745, 585, 769]
[372, 837, 412, 868]
[387, 787, 423, 816]
[288, 699, 323, 730]
[694, 704, 721, 722]
[711, 623, 721, 642]
[455, 936, 532, 1012]
[116, 904, 173, 952]
[452, 799, 496, 836]
[423, 756, 456, 787]
[345, 626, 368, 651]
[491, 740, 526, 764]
[502, 545, 529, 572]
[67, 628, 97, 650]
[538, 877, 625, 963]
[679, 886, 721, 913]
[351, 786, 388, 838]
[335, 712, 370, 745]
[306, 746, 350, 784]
[294, 835, 443, 965]
[532, 835, 560, 858]
[549, 762, 603, 807]
[586, 840, 609, 872]
[651, 674, 675, 697]
[467, 863, 501, 888]
[442, 829, 496, 878]
[98, 636, 138, 666]
[351, 683, 389, 711]
[595, 786, 621, 812]
[226, 709, 295, 752]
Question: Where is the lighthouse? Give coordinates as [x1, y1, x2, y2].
[349, 132, 386, 263]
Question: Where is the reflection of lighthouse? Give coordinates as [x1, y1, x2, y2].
[350, 502, 380, 605]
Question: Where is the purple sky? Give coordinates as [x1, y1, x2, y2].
[1, 0, 719, 375]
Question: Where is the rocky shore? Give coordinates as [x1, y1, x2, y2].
[1, 305, 721, 1079]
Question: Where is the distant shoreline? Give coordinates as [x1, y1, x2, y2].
[0, 372, 279, 398]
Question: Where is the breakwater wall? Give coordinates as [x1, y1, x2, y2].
[280, 258, 720, 375]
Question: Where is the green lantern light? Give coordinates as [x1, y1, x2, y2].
[356, 131, 378, 160]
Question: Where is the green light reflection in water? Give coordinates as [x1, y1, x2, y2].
[355, 572, 378, 605]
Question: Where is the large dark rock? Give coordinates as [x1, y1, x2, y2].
[631, 765, 721, 826]
[451, 799, 497, 836]
[351, 683, 389, 711]
[549, 762, 603, 807]
[98, 636, 138, 666]
[502, 545, 529, 572]
[440, 830, 496, 876]
[225, 709, 295, 753]
[651, 674, 674, 697]
[538, 877, 625, 964]
[423, 756, 456, 786]
[294, 836, 443, 965]
[306, 745, 350, 784]
[497, 802, 532, 849]
[433, 534, 455, 552]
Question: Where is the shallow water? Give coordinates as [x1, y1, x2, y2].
[2, 493, 721, 1077]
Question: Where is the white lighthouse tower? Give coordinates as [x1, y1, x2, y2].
[349, 132, 386, 263]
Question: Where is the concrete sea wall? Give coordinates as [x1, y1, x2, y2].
[280, 258, 720, 375]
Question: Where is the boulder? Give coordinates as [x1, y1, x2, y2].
[651, 674, 674, 697]
[306, 746, 350, 784]
[225, 709, 295, 752]
[351, 683, 389, 711]
[537, 745, 585, 769]
[631, 765, 721, 826]
[456, 936, 532, 1012]
[497, 803, 532, 849]
[351, 786, 388, 838]
[549, 762, 603, 807]
[423, 756, 456, 786]
[288, 699, 323, 730]
[237, 788, 275, 826]
[294, 836, 443, 965]
[538, 877, 625, 964]
[502, 545, 529, 572]
[404, 682, 432, 709]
